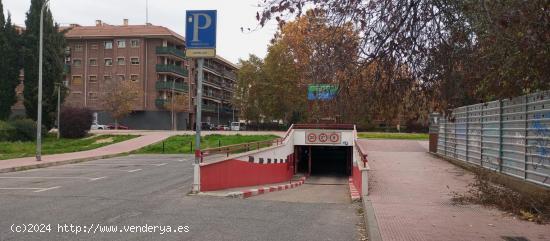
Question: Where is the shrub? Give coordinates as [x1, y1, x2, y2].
[10, 119, 40, 141]
[59, 107, 93, 138]
[0, 121, 16, 141]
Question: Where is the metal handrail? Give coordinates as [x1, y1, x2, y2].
[200, 138, 284, 162]
[355, 139, 368, 166]
[293, 124, 355, 130]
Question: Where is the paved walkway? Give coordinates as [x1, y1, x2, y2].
[358, 139, 550, 241]
[0, 131, 285, 173]
[0, 132, 173, 173]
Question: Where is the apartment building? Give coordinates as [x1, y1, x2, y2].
[61, 20, 238, 130]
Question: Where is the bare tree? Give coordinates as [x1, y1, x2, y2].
[102, 80, 139, 129]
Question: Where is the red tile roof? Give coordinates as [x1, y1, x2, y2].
[65, 24, 185, 43]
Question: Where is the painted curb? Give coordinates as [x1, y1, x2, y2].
[363, 197, 383, 241]
[349, 177, 361, 201]
[226, 177, 307, 198]
[0, 153, 129, 174]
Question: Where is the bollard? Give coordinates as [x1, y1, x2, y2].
[190, 141, 193, 152]
[162, 141, 165, 153]
[218, 139, 221, 147]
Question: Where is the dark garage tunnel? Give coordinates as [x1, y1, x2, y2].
[296, 146, 351, 176]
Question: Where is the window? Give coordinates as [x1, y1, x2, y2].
[71, 76, 82, 86]
[130, 74, 139, 82]
[89, 75, 97, 83]
[117, 75, 125, 81]
[130, 39, 140, 48]
[104, 41, 113, 49]
[90, 43, 98, 50]
[104, 58, 113, 66]
[89, 59, 97, 66]
[88, 92, 98, 100]
[117, 57, 125, 65]
[74, 44, 83, 52]
[117, 39, 126, 48]
[130, 57, 139, 65]
[104, 75, 112, 81]
[73, 59, 82, 67]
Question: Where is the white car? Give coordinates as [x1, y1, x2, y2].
[91, 123, 107, 130]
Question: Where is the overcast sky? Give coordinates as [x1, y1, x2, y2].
[2, 0, 279, 64]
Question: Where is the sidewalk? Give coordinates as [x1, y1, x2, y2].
[0, 132, 173, 173]
[358, 139, 549, 241]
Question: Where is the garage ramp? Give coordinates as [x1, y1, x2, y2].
[198, 124, 368, 200]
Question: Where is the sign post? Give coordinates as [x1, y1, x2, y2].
[186, 10, 217, 193]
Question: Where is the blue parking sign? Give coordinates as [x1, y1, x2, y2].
[186, 10, 217, 57]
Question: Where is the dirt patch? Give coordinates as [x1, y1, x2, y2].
[451, 168, 550, 224]
[355, 202, 368, 241]
[94, 137, 114, 145]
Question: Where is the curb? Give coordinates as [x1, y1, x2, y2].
[0, 153, 129, 174]
[226, 177, 306, 198]
[363, 197, 382, 241]
[349, 177, 361, 201]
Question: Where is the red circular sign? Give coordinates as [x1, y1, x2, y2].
[319, 133, 328, 143]
[329, 133, 340, 143]
[307, 133, 317, 143]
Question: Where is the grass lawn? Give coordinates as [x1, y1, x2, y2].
[0, 134, 138, 160]
[358, 132, 429, 140]
[136, 134, 280, 154]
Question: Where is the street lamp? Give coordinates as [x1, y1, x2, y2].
[36, 0, 51, 161]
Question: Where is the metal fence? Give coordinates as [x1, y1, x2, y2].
[434, 91, 550, 188]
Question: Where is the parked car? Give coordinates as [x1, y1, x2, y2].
[90, 123, 107, 130]
[106, 123, 129, 130]
[230, 122, 246, 131]
[215, 125, 229, 131]
[201, 122, 213, 130]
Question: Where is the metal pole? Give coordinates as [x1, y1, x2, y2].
[172, 78, 175, 130]
[36, 0, 50, 162]
[193, 58, 204, 192]
[56, 84, 61, 139]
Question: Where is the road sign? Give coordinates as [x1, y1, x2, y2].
[307, 84, 338, 100]
[305, 131, 342, 144]
[186, 10, 217, 58]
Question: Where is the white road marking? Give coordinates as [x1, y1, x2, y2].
[71, 163, 167, 167]
[39, 167, 142, 172]
[34, 186, 61, 193]
[0, 176, 96, 180]
[0, 188, 43, 191]
[0, 186, 62, 193]
[89, 176, 107, 181]
[127, 169, 142, 173]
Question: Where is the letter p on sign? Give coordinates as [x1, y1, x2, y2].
[186, 10, 217, 58]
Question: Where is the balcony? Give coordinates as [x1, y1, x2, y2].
[223, 70, 237, 80]
[155, 98, 169, 109]
[63, 64, 71, 74]
[155, 81, 188, 93]
[204, 92, 223, 100]
[156, 46, 186, 60]
[156, 64, 189, 77]
[223, 107, 233, 113]
[202, 105, 218, 113]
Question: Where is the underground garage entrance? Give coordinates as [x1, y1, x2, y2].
[295, 145, 352, 176]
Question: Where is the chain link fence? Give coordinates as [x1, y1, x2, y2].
[431, 91, 550, 188]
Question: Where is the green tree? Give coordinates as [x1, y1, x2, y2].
[0, 1, 21, 120]
[22, 0, 66, 129]
[234, 55, 264, 124]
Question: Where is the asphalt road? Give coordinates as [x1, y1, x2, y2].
[0, 155, 361, 241]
